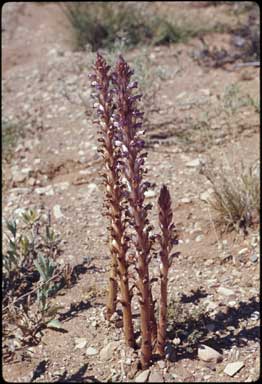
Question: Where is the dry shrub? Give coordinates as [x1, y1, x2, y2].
[200, 156, 260, 233]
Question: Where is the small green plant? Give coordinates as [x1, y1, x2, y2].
[2, 209, 68, 361]
[61, 2, 189, 51]
[2, 119, 23, 161]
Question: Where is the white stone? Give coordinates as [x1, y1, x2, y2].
[224, 361, 244, 377]
[217, 287, 235, 296]
[148, 371, 164, 382]
[180, 197, 192, 204]
[135, 369, 150, 383]
[144, 190, 156, 198]
[198, 344, 223, 363]
[100, 342, 118, 361]
[238, 248, 248, 256]
[53, 205, 64, 220]
[74, 337, 87, 350]
[195, 235, 204, 242]
[200, 188, 214, 202]
[186, 158, 203, 168]
[86, 346, 98, 356]
[35, 185, 54, 196]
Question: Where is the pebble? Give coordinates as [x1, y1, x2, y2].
[250, 311, 260, 321]
[198, 344, 223, 363]
[28, 177, 36, 186]
[157, 360, 166, 369]
[12, 171, 26, 183]
[186, 158, 203, 168]
[250, 254, 258, 263]
[86, 347, 98, 356]
[172, 337, 181, 345]
[238, 248, 248, 256]
[135, 369, 150, 383]
[35, 185, 54, 196]
[144, 190, 156, 198]
[199, 188, 214, 202]
[100, 341, 118, 361]
[54, 182, 70, 191]
[74, 337, 87, 350]
[53, 204, 64, 219]
[204, 301, 217, 311]
[217, 286, 235, 296]
[180, 197, 192, 204]
[87, 183, 99, 194]
[21, 167, 33, 175]
[224, 361, 245, 377]
[148, 371, 164, 382]
[195, 235, 204, 242]
[228, 300, 237, 307]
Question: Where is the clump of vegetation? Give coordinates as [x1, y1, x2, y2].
[90, 53, 179, 369]
[2, 119, 24, 161]
[2, 209, 71, 361]
[200, 157, 260, 233]
[61, 2, 189, 51]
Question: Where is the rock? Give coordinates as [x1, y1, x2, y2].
[205, 301, 217, 311]
[224, 361, 244, 377]
[86, 346, 98, 356]
[21, 167, 33, 175]
[87, 183, 99, 194]
[228, 301, 237, 307]
[157, 360, 166, 369]
[144, 190, 156, 198]
[238, 248, 248, 256]
[172, 337, 181, 345]
[180, 197, 192, 204]
[198, 345, 223, 363]
[250, 311, 260, 321]
[100, 341, 118, 361]
[217, 287, 235, 296]
[54, 182, 70, 191]
[200, 88, 210, 96]
[12, 171, 26, 183]
[28, 177, 36, 186]
[53, 204, 64, 219]
[35, 185, 54, 196]
[199, 188, 214, 202]
[195, 235, 204, 242]
[74, 337, 87, 350]
[186, 158, 203, 168]
[148, 371, 164, 382]
[135, 369, 150, 383]
[250, 254, 258, 263]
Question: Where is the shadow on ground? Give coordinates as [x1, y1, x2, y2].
[167, 291, 259, 362]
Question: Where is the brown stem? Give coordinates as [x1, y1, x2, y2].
[157, 185, 177, 357]
[106, 249, 118, 321]
[91, 54, 135, 347]
[112, 56, 157, 368]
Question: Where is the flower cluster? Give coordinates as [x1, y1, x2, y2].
[90, 53, 178, 368]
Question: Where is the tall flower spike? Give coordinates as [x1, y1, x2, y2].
[90, 53, 135, 347]
[157, 185, 179, 357]
[112, 55, 157, 368]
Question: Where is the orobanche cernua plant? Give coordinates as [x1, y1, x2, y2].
[90, 53, 178, 369]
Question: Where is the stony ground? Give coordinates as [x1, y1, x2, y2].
[2, 2, 260, 383]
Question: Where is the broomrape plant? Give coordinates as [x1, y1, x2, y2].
[90, 53, 178, 368]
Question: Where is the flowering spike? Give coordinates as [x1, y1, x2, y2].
[90, 53, 135, 348]
[156, 185, 178, 357]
